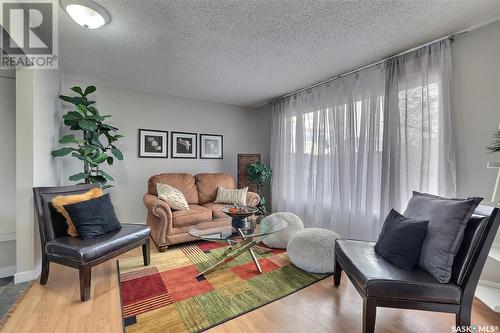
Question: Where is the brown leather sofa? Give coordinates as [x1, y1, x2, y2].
[143, 172, 260, 251]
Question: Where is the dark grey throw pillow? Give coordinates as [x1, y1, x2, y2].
[403, 191, 482, 283]
[64, 194, 121, 240]
[375, 209, 429, 271]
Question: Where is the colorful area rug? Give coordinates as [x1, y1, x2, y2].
[118, 241, 328, 333]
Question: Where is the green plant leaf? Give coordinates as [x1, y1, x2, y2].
[84, 86, 96, 96]
[87, 107, 99, 116]
[63, 111, 83, 121]
[98, 170, 114, 181]
[71, 152, 86, 161]
[76, 104, 88, 116]
[70, 86, 84, 96]
[51, 147, 74, 157]
[79, 119, 97, 131]
[100, 123, 119, 131]
[94, 153, 109, 164]
[69, 172, 89, 181]
[106, 156, 114, 165]
[58, 135, 80, 144]
[89, 114, 105, 122]
[111, 148, 124, 160]
[89, 175, 107, 184]
[59, 95, 76, 104]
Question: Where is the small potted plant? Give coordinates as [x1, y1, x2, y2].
[246, 161, 272, 216]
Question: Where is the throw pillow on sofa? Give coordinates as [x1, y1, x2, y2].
[157, 183, 189, 210]
[51, 187, 104, 237]
[374, 209, 429, 271]
[214, 186, 248, 205]
[63, 194, 121, 240]
[404, 191, 482, 283]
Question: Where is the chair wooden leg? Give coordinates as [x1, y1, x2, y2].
[333, 257, 342, 286]
[79, 265, 91, 302]
[363, 298, 376, 333]
[456, 305, 471, 327]
[143, 239, 151, 266]
[40, 254, 50, 285]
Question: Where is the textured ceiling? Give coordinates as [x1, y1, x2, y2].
[59, 1, 500, 107]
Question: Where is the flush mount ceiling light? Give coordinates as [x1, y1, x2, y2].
[60, 0, 110, 29]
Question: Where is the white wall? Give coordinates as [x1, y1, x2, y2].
[452, 21, 500, 201]
[60, 77, 266, 224]
[0, 70, 16, 277]
[15, 69, 61, 283]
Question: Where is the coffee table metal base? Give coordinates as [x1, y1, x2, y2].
[196, 231, 264, 278]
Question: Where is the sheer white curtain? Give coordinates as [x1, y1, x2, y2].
[271, 40, 455, 240]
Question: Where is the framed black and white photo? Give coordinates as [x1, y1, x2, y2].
[200, 134, 223, 159]
[138, 129, 168, 158]
[171, 132, 197, 158]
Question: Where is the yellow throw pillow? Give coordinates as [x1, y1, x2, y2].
[51, 188, 104, 237]
[214, 186, 248, 205]
[156, 183, 189, 211]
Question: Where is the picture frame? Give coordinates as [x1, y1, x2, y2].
[171, 131, 197, 159]
[138, 129, 168, 158]
[200, 134, 223, 159]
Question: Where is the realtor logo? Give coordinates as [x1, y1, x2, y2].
[1, 0, 58, 69]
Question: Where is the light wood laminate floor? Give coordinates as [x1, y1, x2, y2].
[3, 247, 500, 333]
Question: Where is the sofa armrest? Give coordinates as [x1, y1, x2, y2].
[246, 191, 260, 207]
[143, 193, 173, 248]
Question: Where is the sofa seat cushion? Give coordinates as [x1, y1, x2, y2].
[335, 239, 462, 304]
[202, 203, 229, 219]
[173, 205, 213, 228]
[45, 224, 150, 263]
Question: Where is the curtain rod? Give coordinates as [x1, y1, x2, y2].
[266, 18, 500, 105]
[267, 32, 461, 104]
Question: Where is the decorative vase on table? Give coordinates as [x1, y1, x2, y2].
[222, 205, 259, 229]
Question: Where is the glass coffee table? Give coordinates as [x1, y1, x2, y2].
[189, 216, 287, 277]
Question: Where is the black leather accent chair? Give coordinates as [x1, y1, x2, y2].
[333, 205, 500, 333]
[34, 185, 151, 301]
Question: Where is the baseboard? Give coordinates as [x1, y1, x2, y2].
[0, 265, 16, 278]
[0, 232, 16, 242]
[14, 264, 40, 284]
[478, 279, 500, 289]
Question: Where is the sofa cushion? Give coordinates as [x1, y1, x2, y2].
[172, 205, 213, 228]
[335, 239, 461, 304]
[215, 186, 248, 205]
[374, 209, 429, 271]
[51, 187, 104, 237]
[64, 194, 122, 240]
[195, 173, 236, 204]
[156, 183, 189, 210]
[202, 203, 229, 219]
[148, 173, 199, 204]
[404, 191, 482, 283]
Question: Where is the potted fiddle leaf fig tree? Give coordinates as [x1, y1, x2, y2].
[247, 161, 272, 215]
[51, 85, 124, 189]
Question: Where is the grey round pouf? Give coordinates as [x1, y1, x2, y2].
[261, 212, 305, 249]
[287, 228, 340, 273]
